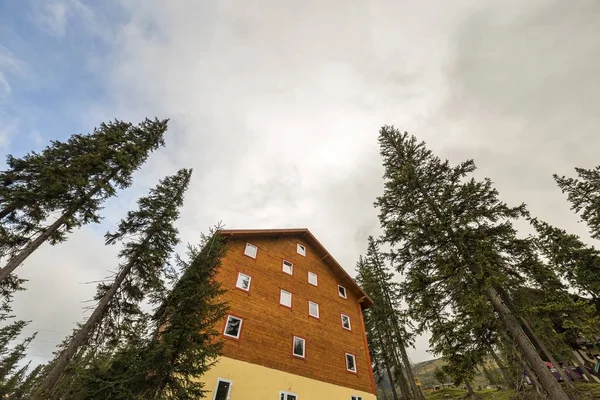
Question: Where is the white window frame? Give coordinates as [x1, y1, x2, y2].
[235, 272, 251, 291]
[308, 271, 318, 286]
[244, 243, 257, 259]
[338, 284, 347, 299]
[212, 378, 232, 400]
[351, 396, 363, 400]
[280, 289, 292, 308]
[345, 353, 357, 373]
[297, 243, 306, 256]
[341, 313, 352, 331]
[282, 260, 293, 275]
[292, 336, 305, 358]
[223, 315, 243, 339]
[280, 391, 299, 400]
[308, 301, 319, 318]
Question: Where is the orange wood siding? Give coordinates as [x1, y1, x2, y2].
[215, 235, 375, 394]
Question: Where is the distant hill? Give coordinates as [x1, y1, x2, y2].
[412, 358, 497, 389]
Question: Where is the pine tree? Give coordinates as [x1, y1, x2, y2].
[12, 364, 44, 399]
[33, 168, 192, 398]
[433, 366, 448, 386]
[554, 165, 600, 240]
[136, 229, 229, 399]
[0, 118, 168, 282]
[374, 127, 570, 400]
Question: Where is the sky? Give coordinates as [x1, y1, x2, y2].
[0, 0, 599, 366]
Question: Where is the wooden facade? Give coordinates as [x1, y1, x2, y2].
[215, 229, 376, 395]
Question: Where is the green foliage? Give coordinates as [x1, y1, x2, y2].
[530, 218, 600, 300]
[70, 228, 229, 400]
[433, 366, 448, 385]
[374, 127, 530, 388]
[0, 118, 168, 282]
[554, 166, 600, 240]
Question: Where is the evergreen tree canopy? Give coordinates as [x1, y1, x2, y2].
[554, 165, 600, 240]
[139, 229, 229, 399]
[0, 118, 168, 282]
[374, 126, 570, 400]
[34, 168, 192, 398]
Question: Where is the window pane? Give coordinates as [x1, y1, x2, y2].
[309, 301, 319, 318]
[244, 243, 257, 258]
[342, 314, 351, 330]
[297, 243, 306, 256]
[236, 273, 251, 290]
[280, 290, 292, 307]
[225, 316, 241, 338]
[308, 271, 317, 286]
[293, 337, 305, 357]
[338, 285, 347, 298]
[346, 354, 356, 371]
[283, 260, 293, 275]
[214, 380, 230, 400]
[288, 396, 297, 400]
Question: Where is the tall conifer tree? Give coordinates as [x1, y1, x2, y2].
[375, 127, 570, 400]
[0, 118, 168, 282]
[34, 168, 192, 398]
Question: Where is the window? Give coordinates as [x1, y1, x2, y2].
[341, 314, 352, 330]
[223, 315, 243, 339]
[308, 271, 318, 286]
[308, 301, 319, 318]
[297, 243, 306, 256]
[213, 379, 232, 400]
[282, 260, 293, 275]
[346, 353, 357, 373]
[244, 243, 257, 259]
[351, 396, 363, 400]
[338, 285, 347, 299]
[280, 392, 298, 400]
[292, 336, 305, 358]
[280, 289, 292, 308]
[235, 272, 251, 291]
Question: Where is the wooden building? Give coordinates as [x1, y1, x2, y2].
[200, 229, 377, 400]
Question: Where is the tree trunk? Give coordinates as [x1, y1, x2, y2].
[0, 179, 107, 281]
[488, 345, 515, 389]
[377, 330, 400, 400]
[483, 287, 571, 400]
[523, 361, 543, 394]
[33, 245, 143, 398]
[397, 337, 422, 400]
[464, 380, 475, 397]
[371, 248, 422, 400]
[520, 317, 575, 389]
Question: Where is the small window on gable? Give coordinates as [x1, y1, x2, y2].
[341, 314, 352, 330]
[244, 243, 257, 259]
[308, 301, 319, 319]
[280, 289, 292, 308]
[351, 396, 363, 400]
[308, 271, 318, 286]
[338, 285, 347, 299]
[292, 336, 305, 358]
[223, 315, 243, 339]
[235, 272, 251, 291]
[346, 353, 357, 373]
[282, 260, 293, 275]
[297, 243, 306, 256]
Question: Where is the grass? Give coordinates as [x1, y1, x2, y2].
[420, 383, 600, 399]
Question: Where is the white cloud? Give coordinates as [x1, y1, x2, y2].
[7, 0, 600, 366]
[32, 0, 94, 38]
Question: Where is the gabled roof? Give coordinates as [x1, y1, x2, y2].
[218, 228, 374, 309]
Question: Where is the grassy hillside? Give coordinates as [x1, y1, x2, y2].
[412, 358, 493, 389]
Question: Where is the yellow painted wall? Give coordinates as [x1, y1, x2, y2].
[200, 356, 377, 400]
